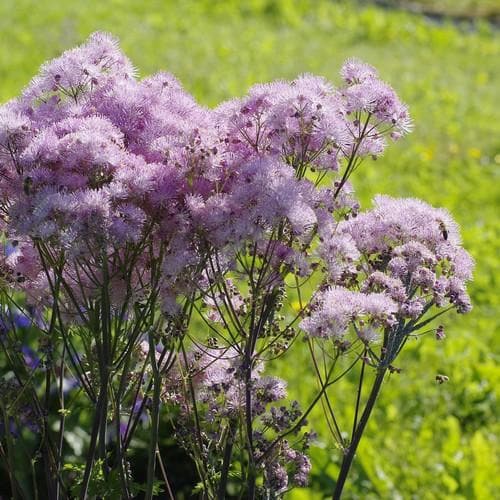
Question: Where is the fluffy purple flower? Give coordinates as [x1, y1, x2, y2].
[0, 33, 415, 322]
[342, 195, 463, 251]
[265, 462, 289, 493]
[188, 156, 316, 250]
[300, 287, 397, 338]
[317, 232, 360, 283]
[216, 75, 348, 170]
[0, 32, 224, 313]
[339, 196, 474, 315]
[291, 451, 311, 487]
[362, 272, 407, 303]
[340, 58, 378, 84]
[19, 32, 135, 122]
[342, 78, 412, 135]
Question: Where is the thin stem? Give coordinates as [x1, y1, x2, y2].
[31, 458, 39, 500]
[217, 419, 237, 499]
[179, 340, 211, 496]
[145, 333, 162, 500]
[257, 357, 337, 465]
[112, 386, 131, 499]
[307, 339, 343, 445]
[79, 384, 107, 499]
[333, 114, 371, 200]
[98, 247, 112, 475]
[351, 350, 367, 439]
[156, 444, 175, 500]
[0, 400, 20, 500]
[244, 354, 256, 500]
[332, 368, 387, 500]
[56, 345, 66, 500]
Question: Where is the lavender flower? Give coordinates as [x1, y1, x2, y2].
[339, 195, 474, 314]
[300, 287, 397, 339]
[340, 58, 379, 84]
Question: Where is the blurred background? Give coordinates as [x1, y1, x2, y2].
[0, 0, 498, 498]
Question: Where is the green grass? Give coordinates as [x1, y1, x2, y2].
[0, 0, 498, 497]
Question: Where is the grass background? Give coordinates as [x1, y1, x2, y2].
[0, 0, 498, 498]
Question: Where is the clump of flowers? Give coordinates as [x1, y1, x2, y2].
[0, 33, 472, 500]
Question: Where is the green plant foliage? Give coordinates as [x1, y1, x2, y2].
[0, 1, 497, 497]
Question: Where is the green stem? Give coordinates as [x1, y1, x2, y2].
[99, 247, 112, 477]
[351, 349, 367, 439]
[156, 445, 175, 500]
[56, 346, 66, 500]
[31, 458, 39, 500]
[145, 333, 161, 500]
[244, 357, 256, 500]
[115, 354, 134, 498]
[79, 382, 107, 499]
[217, 419, 237, 499]
[97, 368, 109, 475]
[332, 368, 387, 500]
[180, 340, 211, 496]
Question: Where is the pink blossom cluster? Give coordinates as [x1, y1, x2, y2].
[302, 196, 474, 341]
[343, 195, 474, 315]
[300, 287, 398, 339]
[216, 58, 411, 170]
[0, 31, 473, 361]
[0, 33, 413, 316]
[158, 345, 287, 417]
[0, 33, 221, 311]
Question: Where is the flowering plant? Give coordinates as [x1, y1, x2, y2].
[0, 33, 472, 499]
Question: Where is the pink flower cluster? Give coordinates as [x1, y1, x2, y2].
[302, 196, 474, 341]
[300, 287, 398, 339]
[0, 32, 471, 333]
[164, 345, 311, 493]
[342, 196, 474, 314]
[0, 33, 414, 315]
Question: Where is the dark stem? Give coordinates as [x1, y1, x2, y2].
[99, 248, 112, 477]
[145, 334, 162, 500]
[244, 357, 256, 500]
[179, 341, 211, 496]
[351, 349, 367, 439]
[43, 367, 56, 500]
[97, 369, 109, 475]
[79, 381, 107, 499]
[156, 445, 175, 500]
[332, 368, 387, 500]
[217, 419, 237, 499]
[115, 355, 133, 498]
[1, 402, 20, 500]
[332, 114, 371, 200]
[56, 346, 66, 500]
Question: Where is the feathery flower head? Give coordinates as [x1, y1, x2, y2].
[300, 287, 397, 338]
[340, 195, 474, 314]
[340, 58, 378, 84]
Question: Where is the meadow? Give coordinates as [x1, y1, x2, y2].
[0, 0, 498, 498]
